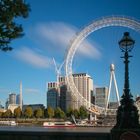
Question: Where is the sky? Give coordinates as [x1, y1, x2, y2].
[0, 0, 140, 107]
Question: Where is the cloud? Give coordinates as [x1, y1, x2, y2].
[30, 22, 101, 59]
[24, 88, 39, 94]
[14, 47, 53, 69]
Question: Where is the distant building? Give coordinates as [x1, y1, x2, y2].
[59, 85, 67, 111]
[47, 82, 59, 109]
[72, 73, 93, 108]
[58, 73, 93, 110]
[109, 102, 118, 109]
[91, 91, 95, 104]
[23, 104, 45, 112]
[9, 93, 16, 105]
[16, 94, 20, 104]
[95, 87, 108, 108]
[5, 99, 9, 109]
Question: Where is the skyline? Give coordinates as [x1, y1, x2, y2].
[0, 0, 140, 106]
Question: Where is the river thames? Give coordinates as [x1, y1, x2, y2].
[0, 125, 111, 133]
[0, 126, 112, 140]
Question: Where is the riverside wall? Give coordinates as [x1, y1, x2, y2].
[0, 130, 111, 140]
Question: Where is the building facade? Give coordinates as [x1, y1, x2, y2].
[72, 73, 93, 108]
[58, 73, 93, 110]
[9, 93, 16, 105]
[95, 87, 108, 108]
[47, 82, 59, 109]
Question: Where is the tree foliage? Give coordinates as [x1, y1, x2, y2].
[73, 109, 79, 119]
[0, 0, 30, 51]
[66, 107, 74, 117]
[54, 107, 65, 119]
[79, 106, 88, 119]
[14, 106, 22, 118]
[47, 106, 54, 118]
[34, 108, 44, 118]
[3, 109, 12, 118]
[24, 106, 33, 118]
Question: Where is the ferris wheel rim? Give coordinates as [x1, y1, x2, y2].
[65, 15, 140, 113]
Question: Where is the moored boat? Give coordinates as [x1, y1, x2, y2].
[43, 121, 76, 127]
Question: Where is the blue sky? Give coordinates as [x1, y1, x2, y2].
[0, 0, 140, 107]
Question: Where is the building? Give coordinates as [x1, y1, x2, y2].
[95, 87, 108, 108]
[23, 104, 45, 112]
[16, 94, 20, 105]
[5, 99, 9, 109]
[72, 73, 93, 108]
[9, 93, 16, 105]
[47, 82, 59, 109]
[58, 73, 93, 110]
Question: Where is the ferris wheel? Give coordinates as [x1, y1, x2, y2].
[65, 16, 140, 115]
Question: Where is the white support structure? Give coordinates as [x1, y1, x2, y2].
[53, 58, 65, 87]
[105, 64, 120, 112]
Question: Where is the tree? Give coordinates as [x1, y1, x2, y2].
[54, 107, 65, 119]
[79, 106, 88, 119]
[73, 109, 79, 119]
[14, 106, 22, 118]
[34, 108, 44, 118]
[24, 106, 33, 118]
[0, 112, 3, 118]
[44, 108, 48, 118]
[3, 109, 12, 118]
[66, 107, 74, 117]
[47, 106, 54, 118]
[0, 0, 30, 51]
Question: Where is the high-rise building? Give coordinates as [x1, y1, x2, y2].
[16, 94, 20, 105]
[9, 93, 16, 105]
[59, 73, 93, 110]
[95, 87, 108, 108]
[72, 73, 93, 108]
[47, 82, 59, 109]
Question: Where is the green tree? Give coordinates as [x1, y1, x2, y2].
[79, 106, 88, 119]
[24, 106, 33, 118]
[0, 112, 3, 118]
[44, 108, 48, 118]
[14, 106, 22, 118]
[0, 0, 30, 51]
[54, 107, 65, 119]
[73, 109, 79, 119]
[34, 108, 43, 118]
[3, 109, 12, 118]
[66, 107, 74, 117]
[47, 106, 54, 118]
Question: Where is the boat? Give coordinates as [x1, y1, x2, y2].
[0, 121, 17, 126]
[43, 121, 76, 127]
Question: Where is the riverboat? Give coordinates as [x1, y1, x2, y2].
[43, 121, 76, 127]
[0, 121, 17, 126]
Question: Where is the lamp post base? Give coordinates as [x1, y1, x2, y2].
[111, 129, 140, 140]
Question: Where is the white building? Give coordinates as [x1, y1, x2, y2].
[59, 73, 93, 110]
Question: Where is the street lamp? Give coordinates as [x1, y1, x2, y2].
[111, 32, 140, 140]
[114, 32, 140, 129]
[119, 32, 134, 99]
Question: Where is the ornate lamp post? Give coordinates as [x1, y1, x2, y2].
[111, 32, 140, 140]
